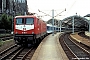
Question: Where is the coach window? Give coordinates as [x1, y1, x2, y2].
[16, 18, 24, 24]
[26, 18, 34, 25]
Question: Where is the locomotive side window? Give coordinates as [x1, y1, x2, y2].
[26, 18, 34, 25]
[38, 19, 39, 25]
[16, 18, 24, 24]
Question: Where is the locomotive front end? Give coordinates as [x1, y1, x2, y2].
[14, 16, 35, 45]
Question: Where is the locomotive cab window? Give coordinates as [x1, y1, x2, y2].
[26, 18, 34, 25]
[16, 18, 24, 25]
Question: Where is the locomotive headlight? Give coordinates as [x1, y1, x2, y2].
[22, 32, 23, 34]
[16, 32, 18, 34]
[32, 32, 34, 34]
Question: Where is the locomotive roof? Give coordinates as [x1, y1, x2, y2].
[15, 15, 37, 18]
[14, 15, 45, 22]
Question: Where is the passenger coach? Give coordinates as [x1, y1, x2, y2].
[14, 15, 47, 45]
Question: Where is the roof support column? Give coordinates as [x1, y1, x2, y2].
[60, 20, 62, 32]
[58, 20, 59, 32]
[72, 17, 74, 34]
[89, 20, 90, 32]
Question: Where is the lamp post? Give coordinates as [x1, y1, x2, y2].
[11, 11, 15, 34]
[52, 9, 54, 36]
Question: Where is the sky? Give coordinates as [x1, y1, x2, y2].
[27, 0, 90, 21]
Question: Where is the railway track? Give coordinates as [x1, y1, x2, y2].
[10, 47, 34, 60]
[59, 32, 90, 60]
[0, 35, 13, 41]
[0, 44, 37, 60]
[0, 44, 17, 55]
[0, 44, 21, 60]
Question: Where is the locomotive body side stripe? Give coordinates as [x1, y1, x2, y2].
[15, 25, 34, 31]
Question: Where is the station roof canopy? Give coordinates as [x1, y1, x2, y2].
[84, 14, 90, 17]
[62, 15, 89, 28]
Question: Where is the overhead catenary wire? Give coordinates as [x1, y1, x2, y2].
[65, 0, 77, 16]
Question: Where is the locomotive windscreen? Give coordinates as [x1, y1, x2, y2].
[26, 18, 34, 25]
[16, 18, 34, 25]
[16, 18, 24, 24]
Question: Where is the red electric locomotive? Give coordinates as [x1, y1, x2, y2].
[14, 15, 47, 45]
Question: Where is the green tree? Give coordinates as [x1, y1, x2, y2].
[0, 13, 12, 30]
[0, 13, 7, 29]
[7, 16, 12, 30]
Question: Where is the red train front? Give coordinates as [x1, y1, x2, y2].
[14, 15, 47, 45]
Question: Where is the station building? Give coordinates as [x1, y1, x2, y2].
[0, 0, 28, 16]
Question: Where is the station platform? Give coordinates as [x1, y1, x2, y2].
[31, 33, 69, 60]
[70, 32, 90, 47]
[85, 31, 90, 37]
